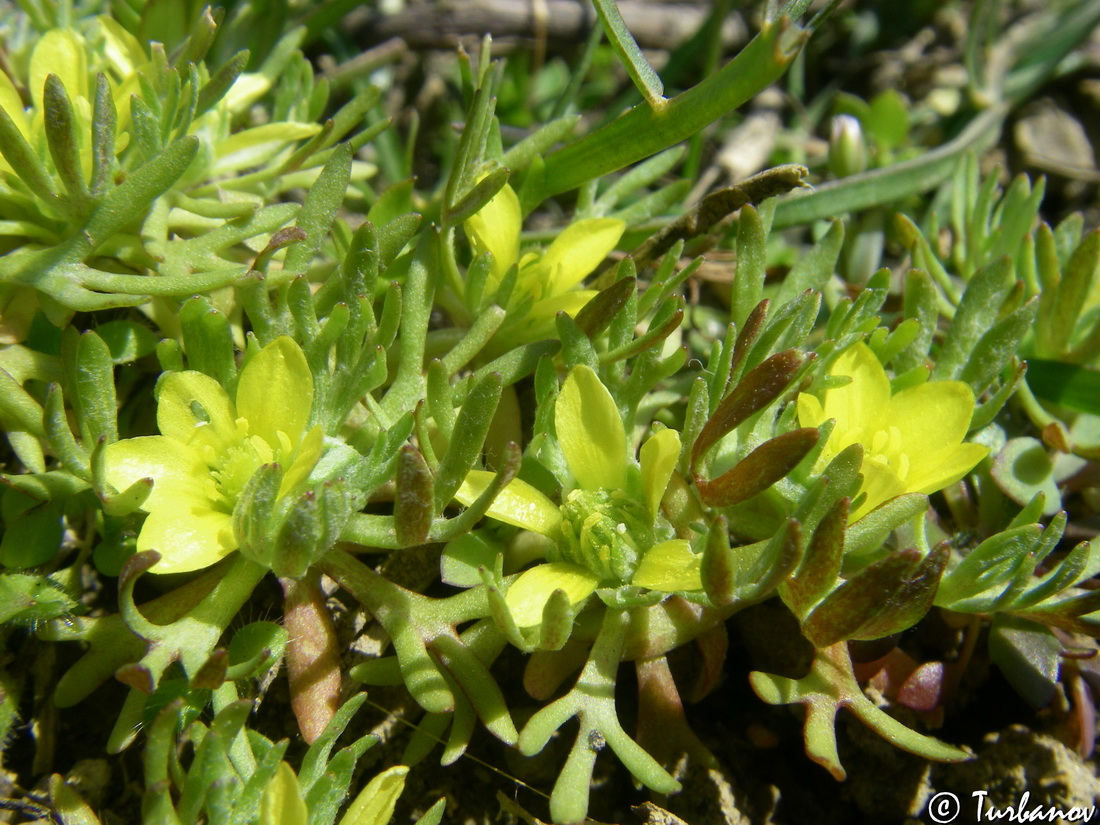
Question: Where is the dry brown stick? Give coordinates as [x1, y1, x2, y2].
[617, 164, 811, 276]
[343, 0, 746, 52]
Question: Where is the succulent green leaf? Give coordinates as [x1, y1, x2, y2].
[802, 544, 948, 647]
[750, 642, 969, 781]
[988, 614, 1061, 709]
[693, 350, 812, 466]
[697, 427, 818, 507]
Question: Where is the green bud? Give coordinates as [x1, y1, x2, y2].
[828, 114, 867, 179]
[234, 465, 353, 579]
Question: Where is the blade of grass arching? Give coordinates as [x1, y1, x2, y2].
[964, 0, 997, 102]
[591, 0, 665, 109]
[772, 104, 1007, 229]
[536, 18, 806, 200]
[549, 24, 603, 121]
[1003, 0, 1100, 104]
[682, 0, 732, 181]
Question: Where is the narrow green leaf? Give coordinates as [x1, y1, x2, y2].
[284, 143, 352, 273]
[933, 257, 1014, 381]
[0, 368, 45, 436]
[0, 101, 61, 206]
[43, 74, 88, 202]
[730, 205, 767, 329]
[803, 543, 947, 646]
[692, 349, 813, 466]
[90, 73, 117, 197]
[395, 445, 434, 546]
[959, 298, 1038, 395]
[773, 219, 844, 310]
[433, 372, 503, 512]
[79, 135, 199, 255]
[988, 614, 1060, 709]
[592, 0, 665, 107]
[781, 497, 847, 618]
[73, 331, 117, 444]
[575, 276, 636, 339]
[196, 50, 250, 119]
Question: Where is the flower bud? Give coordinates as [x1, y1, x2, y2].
[234, 465, 353, 579]
[828, 114, 867, 178]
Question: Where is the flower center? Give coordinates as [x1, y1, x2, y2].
[866, 424, 911, 482]
[555, 489, 653, 582]
[201, 420, 279, 511]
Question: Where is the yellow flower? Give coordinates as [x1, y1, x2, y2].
[464, 184, 625, 348]
[104, 337, 323, 574]
[455, 365, 699, 627]
[796, 342, 988, 522]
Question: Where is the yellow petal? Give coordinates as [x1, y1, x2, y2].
[555, 365, 627, 491]
[464, 183, 521, 289]
[455, 470, 562, 536]
[494, 290, 597, 350]
[631, 539, 702, 591]
[796, 392, 827, 428]
[0, 70, 30, 148]
[278, 425, 324, 498]
[904, 442, 989, 497]
[236, 337, 313, 453]
[136, 502, 235, 574]
[260, 763, 308, 825]
[535, 218, 625, 295]
[210, 123, 323, 176]
[888, 380, 975, 462]
[505, 562, 599, 627]
[103, 436, 212, 513]
[639, 428, 680, 521]
[337, 766, 409, 825]
[30, 30, 88, 106]
[94, 16, 147, 79]
[156, 371, 237, 450]
[850, 459, 908, 522]
[821, 343, 891, 439]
